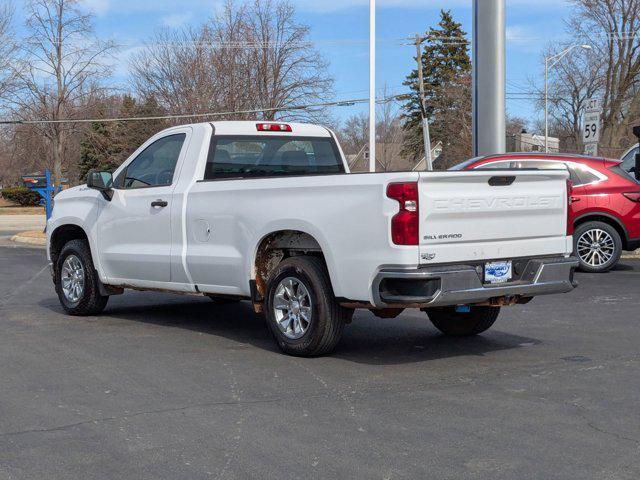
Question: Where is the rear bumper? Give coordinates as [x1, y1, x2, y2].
[371, 256, 579, 308]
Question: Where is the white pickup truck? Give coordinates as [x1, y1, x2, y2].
[47, 121, 578, 356]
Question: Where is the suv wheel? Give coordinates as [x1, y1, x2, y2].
[265, 256, 353, 357]
[574, 221, 622, 273]
[55, 239, 109, 316]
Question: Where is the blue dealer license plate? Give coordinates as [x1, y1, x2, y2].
[484, 261, 513, 284]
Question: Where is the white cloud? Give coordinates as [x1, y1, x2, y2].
[161, 12, 194, 28]
[82, 0, 110, 16]
[506, 25, 543, 45]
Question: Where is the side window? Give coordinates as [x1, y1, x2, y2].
[621, 146, 638, 175]
[476, 160, 514, 169]
[568, 164, 602, 186]
[512, 160, 564, 170]
[115, 134, 186, 189]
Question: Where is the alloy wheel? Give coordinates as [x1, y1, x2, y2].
[61, 254, 85, 303]
[576, 228, 615, 267]
[273, 277, 313, 340]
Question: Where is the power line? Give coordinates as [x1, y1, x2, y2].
[0, 95, 408, 126]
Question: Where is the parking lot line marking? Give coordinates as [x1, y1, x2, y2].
[0, 264, 49, 308]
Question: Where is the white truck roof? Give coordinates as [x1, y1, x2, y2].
[211, 121, 332, 137]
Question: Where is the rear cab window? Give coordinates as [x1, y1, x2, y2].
[204, 136, 345, 179]
[475, 159, 604, 187]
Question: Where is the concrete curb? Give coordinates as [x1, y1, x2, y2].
[10, 233, 46, 247]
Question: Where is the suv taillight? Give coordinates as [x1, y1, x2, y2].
[566, 179, 575, 235]
[623, 192, 640, 202]
[387, 182, 419, 245]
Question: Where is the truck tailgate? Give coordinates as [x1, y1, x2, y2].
[417, 170, 572, 264]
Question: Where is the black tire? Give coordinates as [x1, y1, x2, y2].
[265, 256, 353, 357]
[425, 306, 500, 337]
[573, 221, 622, 273]
[54, 239, 109, 316]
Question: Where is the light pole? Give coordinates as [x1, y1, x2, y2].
[544, 44, 592, 152]
[473, 0, 506, 157]
[369, 0, 376, 172]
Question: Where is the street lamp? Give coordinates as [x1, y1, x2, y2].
[544, 44, 592, 152]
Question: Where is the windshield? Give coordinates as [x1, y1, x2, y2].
[204, 135, 345, 179]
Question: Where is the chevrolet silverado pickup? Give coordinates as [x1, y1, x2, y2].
[47, 121, 578, 356]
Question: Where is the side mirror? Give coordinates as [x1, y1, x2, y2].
[87, 170, 114, 200]
[633, 127, 640, 181]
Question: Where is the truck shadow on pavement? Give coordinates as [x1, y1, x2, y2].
[40, 292, 540, 366]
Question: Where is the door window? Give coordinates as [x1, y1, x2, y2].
[115, 134, 186, 189]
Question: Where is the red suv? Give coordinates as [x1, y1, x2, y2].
[454, 153, 640, 273]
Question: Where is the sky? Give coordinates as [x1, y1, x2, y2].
[14, 0, 577, 126]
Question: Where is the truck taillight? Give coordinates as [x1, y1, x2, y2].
[256, 123, 292, 132]
[566, 179, 575, 235]
[387, 182, 419, 246]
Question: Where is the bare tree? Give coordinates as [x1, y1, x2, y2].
[376, 89, 405, 172]
[0, 3, 17, 105]
[430, 74, 472, 168]
[566, 0, 640, 156]
[10, 0, 115, 185]
[246, 0, 332, 120]
[534, 42, 603, 153]
[337, 112, 368, 156]
[131, 0, 333, 123]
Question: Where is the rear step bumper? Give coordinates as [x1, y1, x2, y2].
[372, 256, 579, 308]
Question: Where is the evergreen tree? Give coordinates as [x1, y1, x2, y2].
[402, 10, 472, 165]
[78, 116, 119, 181]
[78, 95, 167, 181]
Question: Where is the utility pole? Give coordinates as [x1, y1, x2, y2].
[415, 34, 433, 171]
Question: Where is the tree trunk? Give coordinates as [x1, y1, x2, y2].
[52, 129, 64, 186]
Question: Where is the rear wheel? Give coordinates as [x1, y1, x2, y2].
[54, 239, 109, 316]
[574, 221, 622, 273]
[425, 306, 500, 336]
[265, 256, 353, 357]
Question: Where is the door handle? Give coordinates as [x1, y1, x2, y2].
[151, 199, 168, 208]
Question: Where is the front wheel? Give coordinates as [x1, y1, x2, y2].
[424, 306, 500, 336]
[574, 221, 622, 273]
[54, 239, 109, 316]
[265, 256, 353, 357]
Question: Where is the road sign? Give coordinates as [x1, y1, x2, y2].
[583, 97, 601, 156]
[583, 111, 601, 144]
[585, 97, 600, 113]
[584, 143, 598, 157]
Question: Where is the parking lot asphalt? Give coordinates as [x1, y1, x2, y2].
[0, 215, 46, 247]
[0, 245, 639, 480]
